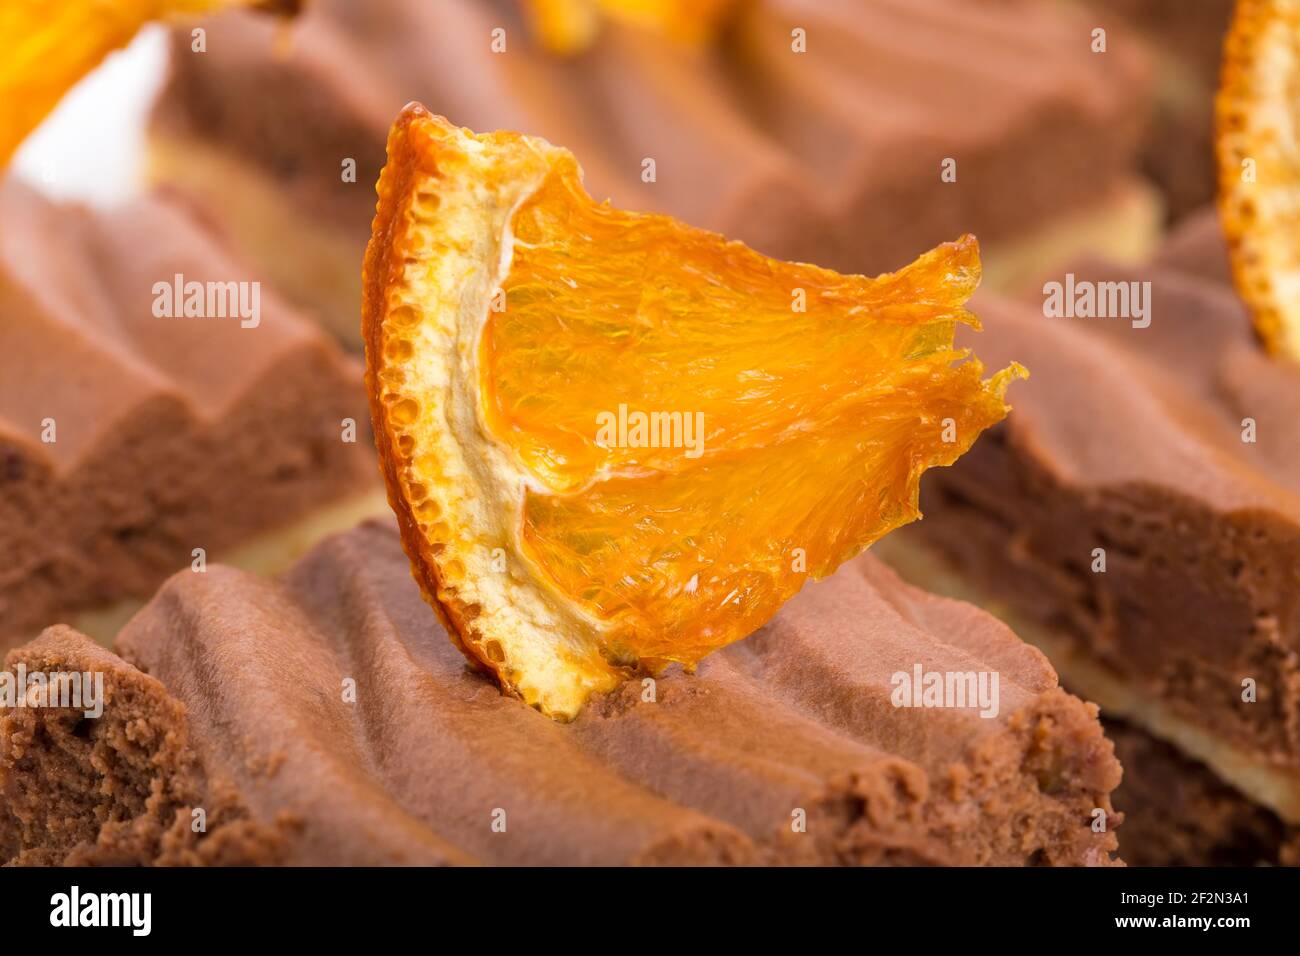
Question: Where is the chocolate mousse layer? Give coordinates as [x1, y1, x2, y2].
[884, 219, 1300, 826]
[1, 520, 1122, 866]
[150, 0, 1151, 339]
[0, 179, 378, 647]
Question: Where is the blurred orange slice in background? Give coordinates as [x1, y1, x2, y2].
[0, 0, 299, 165]
[363, 104, 1024, 719]
[523, 0, 742, 54]
[1217, 0, 1300, 362]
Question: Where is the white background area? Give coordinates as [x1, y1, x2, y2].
[12, 25, 168, 205]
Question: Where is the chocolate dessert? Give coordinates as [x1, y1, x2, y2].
[1, 520, 1122, 866]
[148, 0, 1159, 345]
[0, 178, 387, 649]
[877, 210, 1300, 864]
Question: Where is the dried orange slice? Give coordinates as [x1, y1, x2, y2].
[363, 104, 1024, 718]
[1216, 0, 1300, 361]
[523, 0, 740, 54]
[0, 0, 299, 165]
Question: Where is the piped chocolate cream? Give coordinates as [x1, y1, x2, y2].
[149, 0, 1156, 343]
[0, 179, 381, 648]
[878, 208, 1300, 859]
[1, 520, 1122, 866]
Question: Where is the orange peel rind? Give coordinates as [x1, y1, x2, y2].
[363, 104, 1025, 719]
[1216, 0, 1300, 361]
[0, 0, 300, 166]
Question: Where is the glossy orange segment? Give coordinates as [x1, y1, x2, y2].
[485, 172, 1019, 665]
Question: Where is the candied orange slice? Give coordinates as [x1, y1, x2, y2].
[363, 104, 1024, 718]
[523, 0, 740, 54]
[0, 0, 299, 165]
[1216, 0, 1300, 361]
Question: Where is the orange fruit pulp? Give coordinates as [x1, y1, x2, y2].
[364, 104, 1024, 718]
